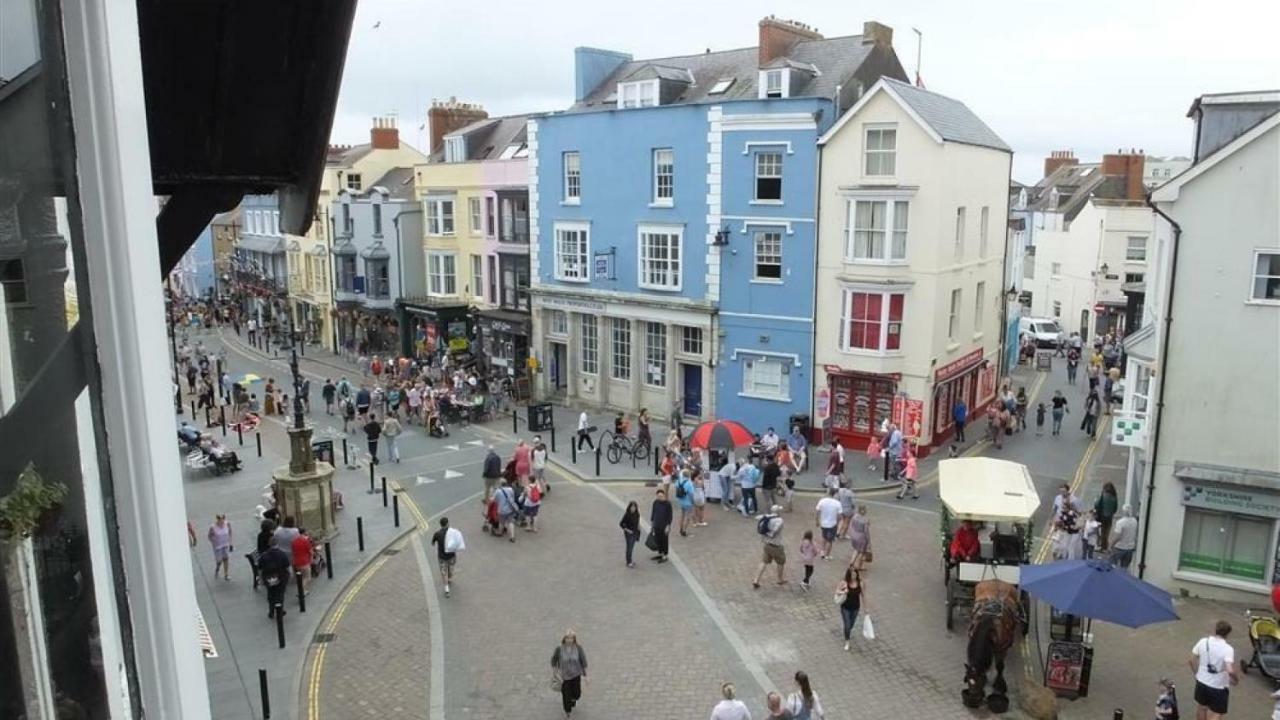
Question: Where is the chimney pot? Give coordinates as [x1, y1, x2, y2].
[758, 16, 825, 66]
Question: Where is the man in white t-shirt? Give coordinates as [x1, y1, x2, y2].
[1189, 620, 1238, 719]
[815, 489, 843, 560]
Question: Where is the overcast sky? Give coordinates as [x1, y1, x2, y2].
[330, 0, 1280, 182]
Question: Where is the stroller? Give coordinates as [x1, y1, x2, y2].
[482, 496, 503, 536]
[428, 413, 450, 438]
[1243, 608, 1280, 684]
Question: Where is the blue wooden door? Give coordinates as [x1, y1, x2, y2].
[682, 364, 702, 416]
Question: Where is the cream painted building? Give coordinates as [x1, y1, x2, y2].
[287, 116, 426, 350]
[814, 78, 1011, 453]
[1122, 93, 1280, 602]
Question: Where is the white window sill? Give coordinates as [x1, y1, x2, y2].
[1172, 570, 1271, 595]
[1245, 298, 1280, 306]
[643, 383, 668, 390]
[859, 176, 898, 185]
[610, 375, 632, 383]
[972, 332, 985, 341]
[638, 285, 683, 292]
[649, 201, 674, 209]
[561, 199, 581, 206]
[946, 342, 961, 352]
[844, 258, 908, 266]
[750, 278, 784, 285]
[838, 348, 904, 359]
[554, 276, 591, 284]
[738, 391, 791, 403]
[750, 199, 784, 206]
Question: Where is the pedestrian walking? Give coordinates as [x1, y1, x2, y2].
[836, 565, 866, 652]
[550, 630, 588, 718]
[673, 470, 697, 537]
[1036, 402, 1046, 435]
[1051, 391, 1069, 436]
[1094, 481, 1119, 549]
[848, 504, 871, 562]
[363, 413, 382, 464]
[799, 530, 818, 589]
[258, 543, 291, 619]
[752, 505, 787, 590]
[1015, 387, 1029, 432]
[649, 489, 673, 562]
[784, 671, 825, 719]
[513, 439, 531, 486]
[764, 692, 790, 719]
[576, 410, 595, 451]
[1066, 347, 1080, 385]
[207, 514, 232, 581]
[382, 414, 402, 463]
[1109, 504, 1139, 570]
[322, 379, 336, 415]
[1081, 390, 1100, 438]
[761, 456, 781, 510]
[482, 446, 502, 502]
[895, 452, 919, 500]
[291, 528, 313, 592]
[342, 396, 356, 434]
[1189, 621, 1237, 720]
[532, 440, 548, 495]
[494, 478, 522, 543]
[355, 386, 371, 422]
[815, 489, 841, 560]
[619, 501, 641, 568]
[522, 480, 542, 532]
[718, 457, 738, 512]
[953, 398, 968, 443]
[692, 470, 708, 526]
[709, 682, 751, 720]
[429, 517, 464, 597]
[737, 460, 759, 516]
[637, 407, 651, 448]
[272, 515, 300, 551]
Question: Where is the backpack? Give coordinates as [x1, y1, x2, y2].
[757, 514, 775, 537]
[675, 479, 688, 500]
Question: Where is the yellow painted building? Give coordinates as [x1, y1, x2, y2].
[287, 116, 426, 349]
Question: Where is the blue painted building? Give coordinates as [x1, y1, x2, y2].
[529, 17, 906, 428]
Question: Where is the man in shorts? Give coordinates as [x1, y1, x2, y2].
[1189, 620, 1238, 719]
[814, 489, 842, 560]
[752, 505, 787, 590]
[430, 517, 459, 597]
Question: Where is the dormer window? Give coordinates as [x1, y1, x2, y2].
[759, 69, 788, 99]
[444, 136, 466, 163]
[619, 80, 658, 109]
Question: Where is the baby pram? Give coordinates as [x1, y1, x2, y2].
[482, 496, 502, 536]
[1243, 608, 1280, 684]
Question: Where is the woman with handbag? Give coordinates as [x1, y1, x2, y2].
[550, 630, 588, 718]
[835, 566, 867, 652]
[649, 489, 673, 563]
[619, 501, 641, 568]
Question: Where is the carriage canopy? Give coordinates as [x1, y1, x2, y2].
[939, 458, 1040, 523]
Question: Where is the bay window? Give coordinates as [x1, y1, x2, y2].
[840, 289, 905, 353]
[846, 199, 908, 262]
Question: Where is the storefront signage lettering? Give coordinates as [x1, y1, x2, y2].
[1182, 483, 1280, 519]
[935, 348, 984, 382]
[823, 364, 902, 381]
[540, 296, 606, 312]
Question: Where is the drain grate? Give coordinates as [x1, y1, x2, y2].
[313, 632, 336, 644]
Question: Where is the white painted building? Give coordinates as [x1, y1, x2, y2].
[1121, 92, 1280, 602]
[1144, 155, 1191, 187]
[813, 78, 1011, 453]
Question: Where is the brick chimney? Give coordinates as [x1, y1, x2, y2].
[427, 97, 488, 154]
[1043, 150, 1077, 179]
[758, 16, 823, 66]
[1102, 148, 1147, 201]
[861, 21, 894, 47]
[370, 117, 400, 150]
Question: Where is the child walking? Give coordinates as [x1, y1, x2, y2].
[799, 530, 818, 590]
[865, 435, 881, 472]
[1035, 402, 1047, 436]
[895, 453, 919, 501]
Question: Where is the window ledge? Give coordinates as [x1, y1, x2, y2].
[838, 348, 905, 359]
[643, 384, 668, 391]
[750, 278, 784, 285]
[638, 285, 683, 293]
[648, 201, 674, 209]
[972, 332, 985, 341]
[749, 199, 784, 206]
[1172, 570, 1271, 595]
[554, 276, 591, 284]
[738, 391, 792, 403]
[560, 199, 581, 207]
[858, 176, 899, 185]
[1244, 299, 1280, 307]
[945, 342, 961, 352]
[844, 258, 909, 267]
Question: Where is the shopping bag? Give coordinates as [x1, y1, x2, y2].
[644, 531, 659, 552]
[444, 527, 466, 553]
[862, 614, 876, 641]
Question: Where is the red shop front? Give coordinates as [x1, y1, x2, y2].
[825, 368, 900, 453]
[931, 348, 997, 446]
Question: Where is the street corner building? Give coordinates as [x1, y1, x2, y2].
[528, 16, 909, 432]
[1120, 90, 1280, 602]
[812, 78, 1012, 455]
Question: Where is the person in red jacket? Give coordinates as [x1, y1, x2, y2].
[950, 520, 981, 563]
[291, 528, 313, 592]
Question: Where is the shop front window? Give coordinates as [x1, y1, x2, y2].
[1179, 508, 1271, 581]
[829, 375, 894, 437]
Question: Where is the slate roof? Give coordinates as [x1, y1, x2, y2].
[1027, 163, 1105, 221]
[327, 143, 373, 166]
[572, 34, 876, 111]
[367, 167, 416, 201]
[881, 78, 1010, 152]
[429, 114, 532, 163]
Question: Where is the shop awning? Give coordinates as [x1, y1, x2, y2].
[235, 235, 286, 254]
[939, 458, 1040, 522]
[477, 308, 532, 332]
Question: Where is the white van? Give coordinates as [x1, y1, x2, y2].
[1019, 317, 1065, 348]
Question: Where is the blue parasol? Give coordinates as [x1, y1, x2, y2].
[1019, 558, 1179, 628]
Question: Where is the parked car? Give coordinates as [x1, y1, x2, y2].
[1018, 317, 1065, 348]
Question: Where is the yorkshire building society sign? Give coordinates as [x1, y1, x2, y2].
[1182, 483, 1280, 519]
[1111, 410, 1147, 448]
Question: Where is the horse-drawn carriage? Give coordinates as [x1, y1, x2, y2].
[939, 458, 1040, 713]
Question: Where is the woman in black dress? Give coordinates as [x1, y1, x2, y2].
[649, 490, 673, 563]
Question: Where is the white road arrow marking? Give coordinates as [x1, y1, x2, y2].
[443, 469, 464, 479]
[416, 476, 435, 485]
[466, 440, 484, 447]
[444, 444, 460, 451]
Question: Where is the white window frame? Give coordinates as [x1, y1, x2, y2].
[1251, 249, 1280, 304]
[548, 310, 569, 337]
[742, 356, 790, 401]
[839, 287, 907, 355]
[679, 326, 703, 356]
[468, 197, 482, 236]
[563, 151, 581, 203]
[974, 281, 986, 335]
[644, 322, 667, 388]
[470, 254, 483, 300]
[758, 69, 788, 99]
[954, 207, 966, 261]
[652, 148, 674, 206]
[844, 198, 909, 263]
[610, 318, 631, 381]
[753, 151, 783, 203]
[553, 221, 590, 282]
[484, 196, 496, 237]
[427, 252, 457, 297]
[444, 136, 466, 163]
[272, 210, 281, 235]
[424, 198, 455, 236]
[619, 79, 658, 108]
[637, 224, 682, 291]
[863, 124, 897, 176]
[979, 206, 990, 258]
[346, 173, 362, 191]
[949, 288, 963, 340]
[1126, 235, 1148, 262]
[580, 315, 599, 374]
[752, 229, 783, 281]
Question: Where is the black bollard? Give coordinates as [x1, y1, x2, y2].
[595, 443, 601, 476]
[324, 542, 333, 579]
[654, 447, 660, 475]
[342, 438, 349, 466]
[368, 463, 375, 494]
[237, 422, 244, 446]
[571, 436, 577, 463]
[1113, 711, 1123, 720]
[381, 476, 388, 508]
[357, 516, 365, 552]
[275, 604, 285, 648]
[512, 409, 518, 434]
[259, 669, 271, 719]
[205, 405, 211, 426]
[550, 424, 556, 453]
[295, 572, 306, 613]
[393, 493, 400, 527]
[221, 407, 227, 437]
[190, 399, 196, 418]
[883, 450, 889, 483]
[256, 432, 263, 458]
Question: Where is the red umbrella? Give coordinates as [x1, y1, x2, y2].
[688, 420, 755, 449]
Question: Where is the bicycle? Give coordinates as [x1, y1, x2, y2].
[606, 433, 651, 464]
